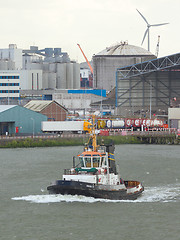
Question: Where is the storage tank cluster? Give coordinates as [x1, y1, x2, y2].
[22, 46, 80, 90]
[97, 118, 164, 129]
[42, 61, 80, 89]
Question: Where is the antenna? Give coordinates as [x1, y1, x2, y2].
[136, 9, 169, 51]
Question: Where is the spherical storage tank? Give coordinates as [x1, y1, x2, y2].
[93, 41, 156, 91]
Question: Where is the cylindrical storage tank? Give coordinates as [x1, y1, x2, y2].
[142, 119, 151, 127]
[106, 120, 112, 128]
[56, 63, 67, 89]
[30, 63, 43, 70]
[42, 72, 49, 89]
[73, 62, 80, 89]
[7, 60, 15, 70]
[48, 72, 56, 89]
[42, 62, 49, 72]
[112, 120, 125, 128]
[93, 42, 156, 92]
[49, 63, 56, 72]
[125, 118, 133, 127]
[0, 61, 8, 70]
[30, 46, 38, 51]
[66, 63, 73, 89]
[97, 119, 106, 129]
[153, 119, 163, 127]
[9, 44, 17, 49]
[134, 119, 142, 127]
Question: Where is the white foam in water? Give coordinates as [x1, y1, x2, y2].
[12, 183, 180, 204]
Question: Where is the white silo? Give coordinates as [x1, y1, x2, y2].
[0, 61, 8, 70]
[56, 63, 67, 89]
[42, 72, 49, 89]
[7, 60, 15, 70]
[48, 72, 56, 89]
[30, 62, 43, 70]
[42, 62, 49, 72]
[49, 63, 56, 72]
[73, 62, 80, 89]
[66, 63, 73, 89]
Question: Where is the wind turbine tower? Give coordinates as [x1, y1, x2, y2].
[136, 9, 169, 52]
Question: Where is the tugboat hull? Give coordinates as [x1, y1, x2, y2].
[47, 180, 144, 200]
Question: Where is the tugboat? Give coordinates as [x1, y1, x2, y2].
[47, 116, 144, 200]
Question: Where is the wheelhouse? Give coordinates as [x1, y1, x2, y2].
[78, 151, 107, 168]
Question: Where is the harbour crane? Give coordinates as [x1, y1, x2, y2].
[77, 43, 93, 74]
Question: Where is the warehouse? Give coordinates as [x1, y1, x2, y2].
[116, 53, 180, 117]
[24, 100, 68, 121]
[0, 105, 47, 135]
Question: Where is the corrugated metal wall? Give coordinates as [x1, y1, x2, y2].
[0, 106, 47, 135]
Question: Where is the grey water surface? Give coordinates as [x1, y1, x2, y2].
[0, 144, 180, 240]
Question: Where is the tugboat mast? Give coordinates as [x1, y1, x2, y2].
[92, 115, 97, 152]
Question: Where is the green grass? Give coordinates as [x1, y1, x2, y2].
[0, 135, 141, 148]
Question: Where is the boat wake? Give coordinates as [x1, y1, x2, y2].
[12, 183, 180, 204]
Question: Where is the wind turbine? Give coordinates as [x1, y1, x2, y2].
[136, 9, 169, 52]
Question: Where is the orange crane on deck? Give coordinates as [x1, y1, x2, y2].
[77, 43, 93, 74]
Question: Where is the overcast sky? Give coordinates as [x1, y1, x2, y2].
[1, 0, 179, 62]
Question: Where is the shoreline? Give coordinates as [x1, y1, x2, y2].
[0, 133, 179, 148]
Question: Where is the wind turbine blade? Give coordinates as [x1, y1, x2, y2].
[141, 28, 148, 45]
[136, 9, 149, 25]
[151, 23, 169, 27]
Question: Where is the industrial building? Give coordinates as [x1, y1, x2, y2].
[20, 69, 43, 90]
[1, 43, 179, 121]
[19, 89, 106, 113]
[0, 44, 81, 105]
[93, 41, 156, 92]
[22, 46, 80, 90]
[0, 105, 47, 135]
[80, 67, 93, 88]
[53, 89, 106, 113]
[0, 44, 22, 70]
[24, 100, 68, 121]
[116, 53, 180, 117]
[0, 72, 20, 103]
[0, 69, 43, 104]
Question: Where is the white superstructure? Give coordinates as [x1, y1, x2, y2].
[0, 71, 20, 101]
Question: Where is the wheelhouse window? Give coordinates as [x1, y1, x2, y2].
[84, 156, 91, 167]
[79, 157, 84, 167]
[92, 156, 100, 167]
[101, 156, 107, 167]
